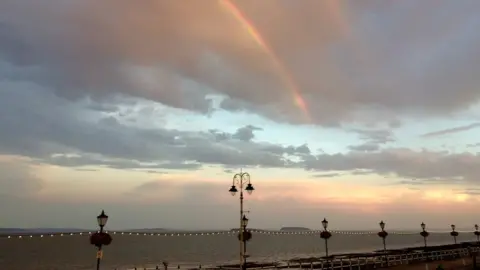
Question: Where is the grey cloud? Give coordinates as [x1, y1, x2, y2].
[347, 128, 395, 152]
[232, 125, 262, 142]
[286, 144, 311, 155]
[3, 86, 480, 188]
[395, 178, 463, 186]
[304, 148, 480, 184]
[348, 143, 380, 152]
[351, 170, 375, 176]
[74, 168, 98, 172]
[394, 180, 428, 186]
[145, 170, 168, 174]
[421, 123, 480, 137]
[44, 154, 202, 171]
[1, 1, 480, 127]
[0, 87, 310, 170]
[312, 173, 342, 178]
[208, 125, 263, 143]
[209, 129, 230, 142]
[350, 128, 395, 144]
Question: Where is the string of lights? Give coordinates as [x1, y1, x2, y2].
[1, 229, 471, 239]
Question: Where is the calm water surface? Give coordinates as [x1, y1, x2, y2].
[0, 232, 476, 270]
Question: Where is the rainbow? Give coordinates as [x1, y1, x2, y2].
[218, 0, 311, 122]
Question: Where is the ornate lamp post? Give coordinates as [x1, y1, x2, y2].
[89, 210, 112, 270]
[378, 221, 388, 265]
[320, 218, 332, 257]
[229, 171, 254, 270]
[450, 224, 458, 244]
[420, 222, 429, 248]
[474, 224, 480, 243]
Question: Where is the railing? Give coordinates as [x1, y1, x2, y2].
[124, 247, 476, 270]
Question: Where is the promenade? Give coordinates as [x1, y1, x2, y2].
[123, 243, 479, 270]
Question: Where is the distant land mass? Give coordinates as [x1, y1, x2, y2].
[280, 227, 311, 231]
[230, 228, 267, 232]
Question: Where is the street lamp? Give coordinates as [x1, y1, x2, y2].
[242, 214, 249, 227]
[89, 210, 112, 270]
[450, 224, 459, 244]
[474, 224, 480, 244]
[229, 171, 254, 270]
[420, 222, 429, 249]
[320, 218, 332, 257]
[377, 221, 388, 266]
[97, 211, 108, 229]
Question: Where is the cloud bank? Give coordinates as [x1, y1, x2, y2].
[2, 0, 480, 126]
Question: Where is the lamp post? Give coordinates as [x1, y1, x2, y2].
[450, 224, 458, 244]
[229, 171, 254, 270]
[474, 224, 480, 243]
[420, 222, 429, 249]
[320, 218, 332, 257]
[377, 221, 388, 266]
[89, 210, 112, 270]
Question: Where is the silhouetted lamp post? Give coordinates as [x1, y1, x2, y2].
[320, 218, 332, 257]
[474, 224, 480, 243]
[377, 221, 388, 265]
[229, 171, 254, 270]
[89, 210, 112, 270]
[450, 224, 458, 244]
[420, 222, 429, 248]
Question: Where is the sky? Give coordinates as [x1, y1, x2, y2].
[1, 0, 480, 231]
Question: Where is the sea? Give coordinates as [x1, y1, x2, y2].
[0, 230, 477, 270]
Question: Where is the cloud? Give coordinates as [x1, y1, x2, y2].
[3, 86, 480, 186]
[209, 125, 263, 143]
[348, 143, 381, 152]
[1, 1, 480, 127]
[421, 123, 480, 137]
[304, 148, 480, 184]
[347, 128, 395, 152]
[312, 173, 342, 178]
[232, 125, 263, 142]
[0, 87, 311, 171]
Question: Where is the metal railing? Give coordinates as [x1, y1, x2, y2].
[124, 247, 476, 270]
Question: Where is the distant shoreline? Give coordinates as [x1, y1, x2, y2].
[0, 227, 470, 236]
